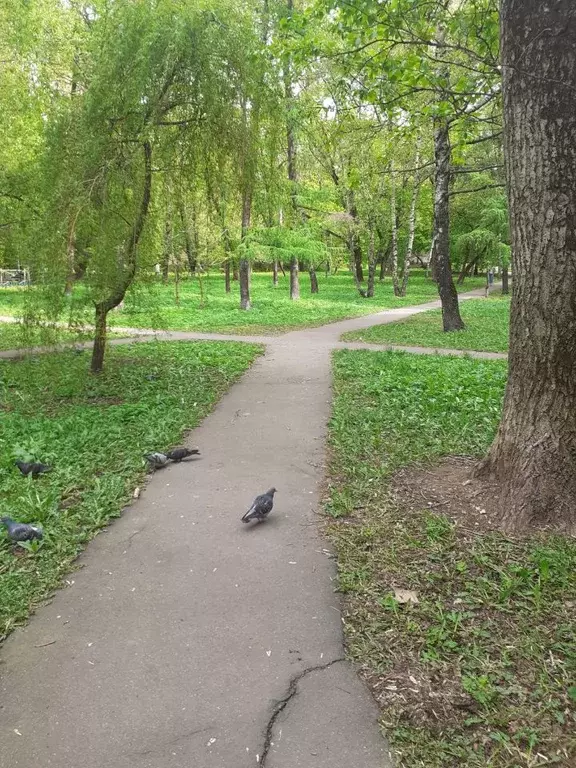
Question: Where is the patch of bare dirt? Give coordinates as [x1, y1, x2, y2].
[365, 662, 477, 730]
[392, 456, 503, 534]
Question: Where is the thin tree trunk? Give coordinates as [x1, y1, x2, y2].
[501, 266, 509, 295]
[457, 256, 479, 284]
[284, 0, 301, 301]
[91, 304, 107, 375]
[290, 258, 300, 299]
[91, 141, 152, 373]
[273, 259, 279, 286]
[366, 225, 376, 298]
[224, 261, 231, 293]
[239, 190, 251, 310]
[433, 116, 464, 330]
[349, 234, 366, 296]
[309, 266, 318, 294]
[379, 252, 386, 281]
[64, 218, 77, 296]
[475, 0, 576, 532]
[391, 164, 401, 296]
[348, 193, 364, 282]
[161, 217, 171, 283]
[179, 202, 197, 275]
[401, 143, 421, 297]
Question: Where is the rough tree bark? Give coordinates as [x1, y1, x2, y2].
[475, 0, 576, 532]
[432, 28, 465, 330]
[91, 141, 152, 373]
[433, 115, 464, 330]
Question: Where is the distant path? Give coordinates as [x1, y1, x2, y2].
[0, 288, 499, 768]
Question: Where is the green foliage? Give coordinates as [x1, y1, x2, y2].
[0, 340, 261, 640]
[343, 296, 511, 353]
[326, 350, 575, 766]
[244, 225, 329, 268]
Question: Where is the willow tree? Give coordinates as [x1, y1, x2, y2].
[477, 0, 576, 532]
[31, 0, 260, 371]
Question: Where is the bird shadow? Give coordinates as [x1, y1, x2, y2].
[239, 515, 281, 532]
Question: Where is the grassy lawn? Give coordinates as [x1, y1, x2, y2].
[342, 296, 510, 352]
[327, 350, 575, 767]
[0, 271, 486, 335]
[0, 340, 261, 641]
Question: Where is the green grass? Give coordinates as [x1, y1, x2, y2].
[327, 350, 575, 767]
[342, 296, 510, 352]
[0, 271, 486, 335]
[0, 340, 261, 640]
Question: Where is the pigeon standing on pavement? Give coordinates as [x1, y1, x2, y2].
[166, 447, 200, 462]
[242, 488, 277, 524]
[145, 452, 169, 469]
[15, 460, 52, 478]
[1, 517, 43, 542]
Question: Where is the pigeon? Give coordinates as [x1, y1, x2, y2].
[15, 460, 52, 478]
[242, 488, 277, 524]
[145, 452, 169, 469]
[166, 447, 200, 463]
[1, 516, 43, 542]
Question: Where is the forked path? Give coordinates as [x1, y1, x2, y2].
[0, 291, 500, 768]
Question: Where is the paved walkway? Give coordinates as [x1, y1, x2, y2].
[0, 292, 504, 768]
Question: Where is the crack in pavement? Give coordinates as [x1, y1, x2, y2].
[259, 658, 345, 767]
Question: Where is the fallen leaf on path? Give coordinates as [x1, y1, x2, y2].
[392, 588, 419, 605]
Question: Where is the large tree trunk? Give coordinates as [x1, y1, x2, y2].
[475, 1, 576, 533]
[91, 141, 152, 374]
[433, 116, 464, 331]
[501, 266, 509, 295]
[290, 257, 300, 299]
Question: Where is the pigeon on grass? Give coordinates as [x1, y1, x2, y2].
[145, 452, 169, 469]
[166, 447, 200, 462]
[1, 517, 43, 542]
[15, 460, 52, 478]
[242, 488, 277, 524]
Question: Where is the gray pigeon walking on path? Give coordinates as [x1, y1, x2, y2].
[15, 460, 52, 478]
[166, 447, 200, 462]
[1, 517, 43, 542]
[242, 488, 277, 524]
[145, 452, 169, 469]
